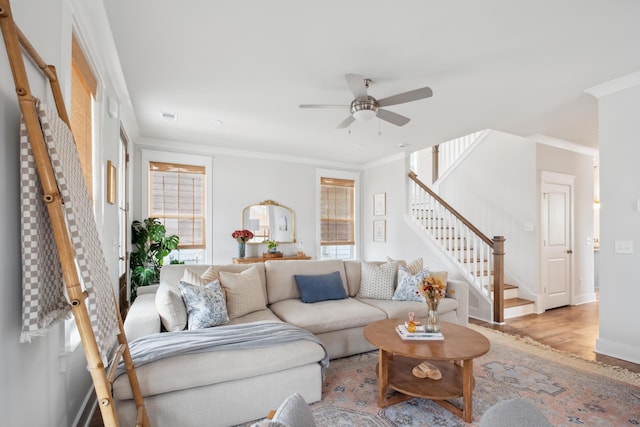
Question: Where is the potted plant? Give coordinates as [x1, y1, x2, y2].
[267, 240, 279, 253]
[130, 218, 179, 300]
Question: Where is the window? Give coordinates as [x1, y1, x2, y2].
[149, 161, 206, 254]
[70, 34, 97, 198]
[141, 150, 212, 264]
[320, 176, 356, 260]
[66, 34, 97, 352]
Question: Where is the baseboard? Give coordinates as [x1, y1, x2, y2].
[74, 386, 98, 427]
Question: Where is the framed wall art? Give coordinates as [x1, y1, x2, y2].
[373, 192, 386, 216]
[107, 160, 116, 204]
[373, 219, 386, 242]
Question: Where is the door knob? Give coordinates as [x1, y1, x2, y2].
[566, 249, 573, 254]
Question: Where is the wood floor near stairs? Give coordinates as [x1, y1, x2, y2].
[470, 298, 640, 373]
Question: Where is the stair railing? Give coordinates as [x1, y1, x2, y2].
[408, 171, 506, 323]
[433, 130, 488, 182]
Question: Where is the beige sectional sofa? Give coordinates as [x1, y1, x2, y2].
[114, 259, 468, 426]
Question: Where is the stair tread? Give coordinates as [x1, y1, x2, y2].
[504, 297, 534, 308]
[487, 283, 518, 290]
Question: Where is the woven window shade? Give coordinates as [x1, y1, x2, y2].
[150, 162, 206, 249]
[320, 177, 355, 245]
[70, 36, 96, 199]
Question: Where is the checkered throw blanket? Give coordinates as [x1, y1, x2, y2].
[20, 99, 119, 360]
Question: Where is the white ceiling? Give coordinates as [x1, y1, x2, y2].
[102, 0, 640, 166]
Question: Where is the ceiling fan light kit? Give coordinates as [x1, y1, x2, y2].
[300, 73, 433, 129]
[351, 97, 378, 121]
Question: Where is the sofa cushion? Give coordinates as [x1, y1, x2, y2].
[294, 271, 348, 303]
[359, 296, 459, 321]
[219, 266, 267, 319]
[179, 280, 229, 329]
[265, 260, 348, 304]
[392, 266, 430, 301]
[113, 337, 326, 400]
[269, 297, 386, 334]
[357, 260, 397, 300]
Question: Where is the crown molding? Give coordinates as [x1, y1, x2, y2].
[529, 134, 598, 157]
[585, 70, 640, 98]
[135, 137, 364, 170]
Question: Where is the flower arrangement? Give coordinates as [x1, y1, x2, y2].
[418, 275, 448, 333]
[418, 275, 447, 304]
[231, 229, 254, 243]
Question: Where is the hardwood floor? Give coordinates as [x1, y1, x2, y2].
[470, 298, 640, 373]
[90, 298, 639, 426]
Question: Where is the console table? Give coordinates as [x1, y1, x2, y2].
[232, 255, 312, 264]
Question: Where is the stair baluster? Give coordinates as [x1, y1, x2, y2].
[408, 171, 506, 323]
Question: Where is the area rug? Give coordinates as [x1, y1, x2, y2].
[303, 325, 640, 426]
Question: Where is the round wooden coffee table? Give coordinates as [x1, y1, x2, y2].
[364, 318, 490, 422]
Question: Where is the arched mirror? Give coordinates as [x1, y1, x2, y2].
[242, 200, 295, 243]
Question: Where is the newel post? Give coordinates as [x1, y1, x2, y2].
[432, 144, 439, 183]
[492, 236, 506, 323]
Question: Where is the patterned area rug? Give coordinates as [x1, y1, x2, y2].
[308, 325, 640, 426]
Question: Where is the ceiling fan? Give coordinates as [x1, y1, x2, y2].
[299, 74, 433, 129]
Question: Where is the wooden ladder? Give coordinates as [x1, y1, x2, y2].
[0, 1, 149, 426]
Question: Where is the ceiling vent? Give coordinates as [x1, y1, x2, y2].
[160, 112, 178, 122]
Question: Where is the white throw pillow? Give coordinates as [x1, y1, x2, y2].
[388, 256, 423, 275]
[178, 279, 229, 329]
[357, 260, 397, 300]
[155, 267, 220, 332]
[155, 281, 188, 332]
[219, 266, 267, 319]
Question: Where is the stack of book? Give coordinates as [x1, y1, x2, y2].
[395, 324, 444, 340]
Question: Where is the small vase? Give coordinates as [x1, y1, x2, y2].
[425, 299, 440, 332]
[237, 242, 246, 259]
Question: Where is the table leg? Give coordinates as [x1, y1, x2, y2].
[377, 349, 390, 407]
[461, 358, 473, 422]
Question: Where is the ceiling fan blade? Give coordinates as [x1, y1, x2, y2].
[336, 115, 355, 129]
[377, 86, 433, 107]
[299, 104, 348, 108]
[377, 109, 411, 126]
[345, 74, 369, 101]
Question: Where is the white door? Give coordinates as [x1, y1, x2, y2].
[541, 173, 574, 310]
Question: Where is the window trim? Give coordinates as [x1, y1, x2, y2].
[316, 168, 360, 260]
[141, 149, 213, 263]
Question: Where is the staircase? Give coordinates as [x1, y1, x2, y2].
[409, 172, 535, 322]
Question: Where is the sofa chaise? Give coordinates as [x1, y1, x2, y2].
[114, 258, 469, 426]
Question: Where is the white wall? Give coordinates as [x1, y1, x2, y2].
[424, 131, 596, 314]
[361, 154, 455, 271]
[536, 144, 596, 305]
[0, 0, 128, 425]
[596, 82, 640, 364]
[131, 139, 362, 263]
[436, 131, 539, 296]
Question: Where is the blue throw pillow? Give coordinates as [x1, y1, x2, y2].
[294, 271, 348, 303]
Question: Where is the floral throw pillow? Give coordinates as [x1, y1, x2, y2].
[178, 279, 229, 330]
[392, 266, 430, 301]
